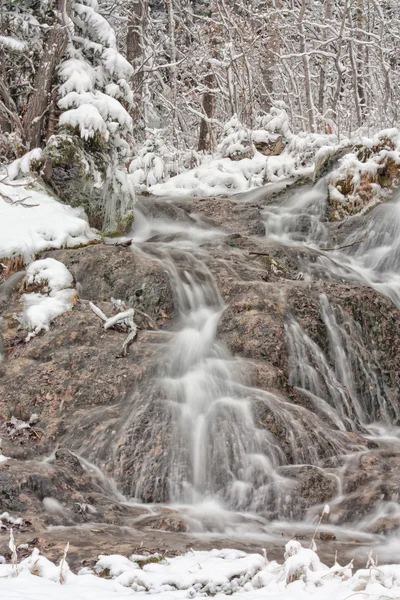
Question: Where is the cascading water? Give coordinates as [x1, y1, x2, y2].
[124, 222, 292, 516]
[286, 293, 397, 429]
[68, 183, 400, 541]
[316, 193, 400, 306]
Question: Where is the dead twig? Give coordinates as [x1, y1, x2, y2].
[249, 251, 270, 257]
[0, 171, 41, 187]
[319, 238, 365, 252]
[0, 190, 39, 208]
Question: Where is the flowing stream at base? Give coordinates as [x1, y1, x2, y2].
[73, 180, 400, 547]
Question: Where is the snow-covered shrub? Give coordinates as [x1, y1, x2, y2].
[150, 110, 342, 198]
[218, 108, 291, 164]
[1, 1, 136, 232]
[53, 2, 136, 231]
[286, 132, 340, 174]
[218, 115, 254, 160]
[283, 539, 322, 584]
[257, 104, 293, 141]
[128, 130, 205, 190]
[128, 131, 178, 188]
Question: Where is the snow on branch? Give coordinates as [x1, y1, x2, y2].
[0, 36, 26, 51]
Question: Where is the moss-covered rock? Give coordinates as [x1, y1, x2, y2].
[43, 134, 135, 231]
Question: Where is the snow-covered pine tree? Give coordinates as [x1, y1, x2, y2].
[0, 0, 136, 231]
[48, 0, 136, 231]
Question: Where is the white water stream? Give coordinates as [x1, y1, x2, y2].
[67, 183, 400, 547]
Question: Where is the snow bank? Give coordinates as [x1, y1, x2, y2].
[135, 108, 400, 201]
[149, 154, 272, 197]
[0, 178, 98, 262]
[17, 259, 78, 342]
[1, 541, 400, 599]
[147, 126, 339, 198]
[96, 548, 265, 593]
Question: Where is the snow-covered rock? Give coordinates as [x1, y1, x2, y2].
[17, 258, 78, 342]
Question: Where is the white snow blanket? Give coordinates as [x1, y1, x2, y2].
[148, 133, 339, 199]
[0, 177, 97, 262]
[0, 541, 400, 599]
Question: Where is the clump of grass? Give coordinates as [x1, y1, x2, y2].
[59, 542, 70, 584]
[9, 529, 18, 576]
[309, 504, 330, 550]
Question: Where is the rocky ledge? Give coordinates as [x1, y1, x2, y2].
[1, 184, 400, 564]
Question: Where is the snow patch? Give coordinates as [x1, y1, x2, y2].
[0, 35, 26, 51]
[17, 258, 78, 342]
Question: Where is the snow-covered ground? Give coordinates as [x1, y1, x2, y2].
[130, 110, 343, 198]
[149, 152, 293, 198]
[1, 541, 399, 600]
[0, 176, 97, 263]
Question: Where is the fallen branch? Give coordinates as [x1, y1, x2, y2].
[0, 190, 39, 208]
[319, 238, 365, 252]
[89, 300, 138, 357]
[104, 308, 135, 330]
[0, 171, 41, 187]
[249, 251, 270, 257]
[89, 302, 107, 322]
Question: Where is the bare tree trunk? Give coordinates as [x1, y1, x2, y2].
[198, 0, 218, 151]
[332, 0, 348, 124]
[318, 0, 333, 118]
[261, 0, 281, 111]
[167, 0, 177, 147]
[355, 0, 367, 121]
[0, 50, 22, 134]
[23, 0, 71, 149]
[198, 72, 215, 151]
[126, 0, 148, 119]
[0, 4, 14, 134]
[298, 0, 316, 132]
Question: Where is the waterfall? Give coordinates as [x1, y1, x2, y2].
[68, 183, 400, 535]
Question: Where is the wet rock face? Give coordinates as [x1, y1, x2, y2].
[333, 450, 400, 533]
[47, 245, 175, 317]
[0, 451, 147, 530]
[0, 244, 175, 460]
[1, 182, 400, 547]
